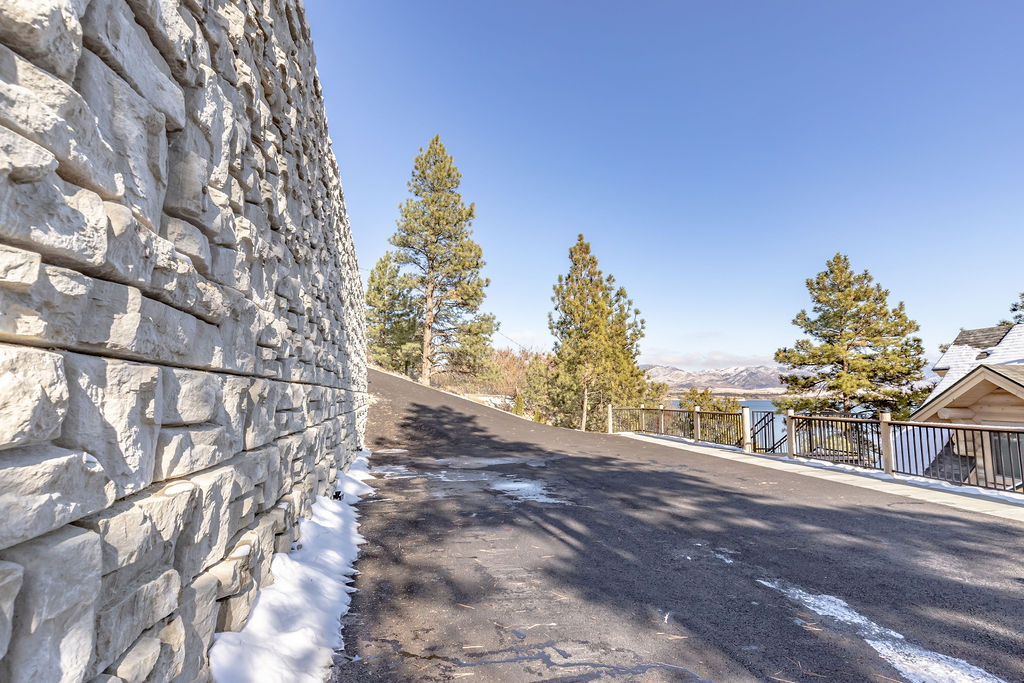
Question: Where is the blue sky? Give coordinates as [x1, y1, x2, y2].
[305, 1, 1024, 369]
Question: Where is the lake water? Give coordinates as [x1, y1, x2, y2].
[739, 399, 778, 414]
[670, 398, 786, 441]
[670, 398, 778, 413]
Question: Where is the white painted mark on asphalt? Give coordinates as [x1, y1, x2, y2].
[757, 579, 1007, 683]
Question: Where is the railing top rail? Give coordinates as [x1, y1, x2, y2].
[611, 407, 742, 416]
[792, 414, 878, 425]
[889, 419, 1024, 434]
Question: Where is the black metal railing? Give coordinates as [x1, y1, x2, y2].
[789, 415, 883, 469]
[890, 420, 1024, 492]
[611, 407, 742, 448]
[611, 406, 1024, 494]
[698, 410, 744, 448]
[610, 407, 643, 433]
[751, 410, 782, 453]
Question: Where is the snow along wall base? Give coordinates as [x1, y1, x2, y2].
[0, 0, 368, 681]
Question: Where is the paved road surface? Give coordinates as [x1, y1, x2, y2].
[331, 369, 1024, 682]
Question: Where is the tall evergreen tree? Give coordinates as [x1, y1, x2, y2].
[365, 252, 419, 374]
[774, 253, 929, 418]
[522, 353, 555, 422]
[548, 235, 663, 431]
[389, 135, 496, 384]
[1010, 292, 1024, 324]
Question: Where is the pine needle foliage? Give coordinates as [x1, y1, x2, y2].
[365, 251, 420, 374]
[1011, 292, 1024, 324]
[774, 253, 929, 419]
[547, 235, 666, 431]
[677, 387, 740, 413]
[389, 135, 496, 384]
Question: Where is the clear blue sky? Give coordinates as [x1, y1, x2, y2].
[305, 1, 1024, 369]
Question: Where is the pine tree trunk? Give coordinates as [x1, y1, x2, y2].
[420, 286, 434, 386]
[580, 384, 589, 431]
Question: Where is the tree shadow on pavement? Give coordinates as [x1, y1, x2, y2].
[338, 375, 1024, 682]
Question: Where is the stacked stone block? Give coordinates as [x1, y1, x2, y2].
[0, 0, 368, 680]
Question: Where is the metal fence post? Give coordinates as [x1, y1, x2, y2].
[785, 409, 797, 457]
[607, 404, 613, 434]
[659, 404, 665, 434]
[879, 411, 894, 474]
[640, 404, 645, 432]
[741, 406, 752, 452]
[693, 406, 701, 442]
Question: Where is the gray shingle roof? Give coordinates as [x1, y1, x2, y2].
[950, 326, 1013, 350]
[985, 364, 1024, 388]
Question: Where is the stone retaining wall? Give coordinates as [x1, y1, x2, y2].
[0, 0, 368, 680]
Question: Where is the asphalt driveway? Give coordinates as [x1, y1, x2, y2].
[330, 369, 1024, 682]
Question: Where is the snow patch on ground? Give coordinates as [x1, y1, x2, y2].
[758, 579, 1006, 682]
[785, 455, 1024, 506]
[374, 448, 408, 454]
[433, 456, 529, 468]
[371, 464, 419, 479]
[209, 450, 375, 683]
[488, 479, 565, 503]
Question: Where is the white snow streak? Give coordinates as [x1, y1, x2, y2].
[488, 479, 565, 503]
[210, 451, 375, 683]
[757, 579, 1006, 683]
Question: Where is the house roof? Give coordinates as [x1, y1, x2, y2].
[911, 363, 1024, 420]
[949, 326, 1013, 350]
[924, 324, 1024, 407]
[985, 363, 1024, 388]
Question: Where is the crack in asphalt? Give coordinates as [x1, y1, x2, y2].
[389, 639, 712, 680]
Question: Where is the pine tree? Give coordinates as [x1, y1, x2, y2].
[547, 235, 662, 431]
[522, 353, 555, 422]
[774, 253, 929, 418]
[389, 135, 496, 384]
[365, 251, 419, 374]
[1010, 292, 1024, 324]
[677, 387, 740, 413]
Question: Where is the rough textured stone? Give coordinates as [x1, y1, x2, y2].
[106, 635, 161, 683]
[142, 614, 185, 683]
[0, 0, 83, 83]
[0, 560, 23, 660]
[0, 42, 123, 199]
[0, 344, 68, 451]
[153, 424, 234, 481]
[75, 480, 197, 586]
[161, 214, 211, 276]
[80, 0, 185, 131]
[92, 568, 181, 675]
[0, 444, 115, 550]
[56, 353, 161, 496]
[0, 525, 102, 683]
[75, 49, 167, 230]
[173, 570, 218, 681]
[158, 367, 220, 426]
[0, 0, 369, 676]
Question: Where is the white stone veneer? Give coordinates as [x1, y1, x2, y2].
[0, 0, 368, 680]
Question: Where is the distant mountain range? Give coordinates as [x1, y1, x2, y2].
[641, 364, 785, 394]
[642, 363, 940, 395]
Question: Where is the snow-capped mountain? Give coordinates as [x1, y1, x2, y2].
[642, 364, 784, 392]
